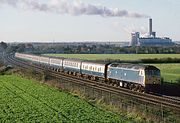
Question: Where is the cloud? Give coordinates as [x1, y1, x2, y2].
[0, 0, 150, 18]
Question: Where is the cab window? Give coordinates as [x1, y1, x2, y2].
[146, 70, 160, 76]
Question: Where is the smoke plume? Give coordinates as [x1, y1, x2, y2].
[0, 0, 149, 18]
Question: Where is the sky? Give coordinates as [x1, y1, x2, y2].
[0, 0, 180, 42]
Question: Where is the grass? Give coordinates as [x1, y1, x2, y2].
[0, 75, 143, 122]
[151, 64, 180, 83]
[46, 54, 180, 61]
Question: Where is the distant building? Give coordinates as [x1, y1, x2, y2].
[130, 19, 174, 46]
[130, 32, 140, 46]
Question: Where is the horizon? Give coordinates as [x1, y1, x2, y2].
[0, 0, 180, 42]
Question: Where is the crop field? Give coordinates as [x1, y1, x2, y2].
[46, 54, 180, 61]
[0, 75, 140, 122]
[46, 54, 180, 83]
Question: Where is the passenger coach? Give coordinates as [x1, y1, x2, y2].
[63, 59, 82, 75]
[81, 61, 108, 80]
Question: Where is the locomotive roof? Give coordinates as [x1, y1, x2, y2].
[109, 63, 150, 70]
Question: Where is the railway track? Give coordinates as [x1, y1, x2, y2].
[4, 53, 180, 113]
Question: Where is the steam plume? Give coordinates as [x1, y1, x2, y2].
[0, 0, 149, 18]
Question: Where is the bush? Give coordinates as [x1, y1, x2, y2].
[176, 78, 180, 84]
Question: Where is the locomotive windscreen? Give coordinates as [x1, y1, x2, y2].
[145, 66, 160, 76]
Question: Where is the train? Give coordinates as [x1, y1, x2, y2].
[15, 53, 161, 92]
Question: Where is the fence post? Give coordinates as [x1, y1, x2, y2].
[161, 103, 164, 123]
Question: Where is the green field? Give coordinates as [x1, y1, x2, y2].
[152, 64, 180, 83]
[46, 54, 180, 61]
[46, 54, 180, 83]
[0, 75, 141, 122]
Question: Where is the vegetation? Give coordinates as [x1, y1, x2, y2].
[152, 64, 180, 83]
[3, 40, 180, 54]
[0, 75, 142, 122]
[0, 42, 7, 51]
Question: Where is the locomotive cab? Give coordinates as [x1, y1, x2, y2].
[144, 66, 161, 92]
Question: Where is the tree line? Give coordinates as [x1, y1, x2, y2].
[1, 42, 180, 54]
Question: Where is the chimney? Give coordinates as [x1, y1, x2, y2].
[149, 18, 152, 36]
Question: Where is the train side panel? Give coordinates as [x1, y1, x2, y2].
[39, 56, 50, 65]
[63, 59, 81, 73]
[81, 62, 106, 78]
[107, 67, 145, 86]
[15, 53, 39, 63]
[50, 58, 63, 70]
[30, 55, 40, 63]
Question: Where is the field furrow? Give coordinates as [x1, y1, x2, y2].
[0, 75, 139, 122]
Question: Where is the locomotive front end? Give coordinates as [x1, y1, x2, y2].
[144, 66, 161, 93]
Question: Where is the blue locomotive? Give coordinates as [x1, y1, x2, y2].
[15, 53, 161, 92]
[107, 63, 161, 92]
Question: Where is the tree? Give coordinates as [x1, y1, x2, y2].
[0, 42, 8, 50]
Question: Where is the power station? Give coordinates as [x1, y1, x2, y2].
[130, 19, 174, 46]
